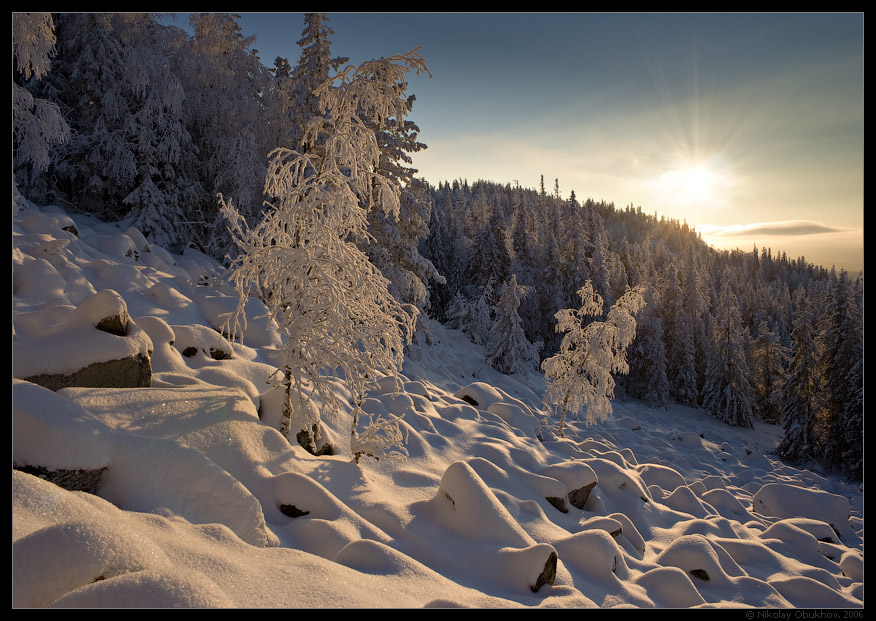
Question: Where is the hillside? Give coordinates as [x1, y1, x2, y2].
[11, 197, 864, 608]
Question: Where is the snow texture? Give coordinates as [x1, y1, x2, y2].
[12, 203, 864, 608]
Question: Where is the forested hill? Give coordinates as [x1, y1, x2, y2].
[417, 178, 863, 480]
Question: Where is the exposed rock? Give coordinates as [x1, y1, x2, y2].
[171, 324, 233, 361]
[568, 481, 597, 509]
[531, 551, 558, 592]
[13, 463, 107, 494]
[689, 569, 710, 581]
[279, 504, 310, 518]
[209, 347, 231, 361]
[545, 496, 567, 513]
[24, 353, 152, 392]
[541, 461, 599, 510]
[72, 289, 130, 336]
[460, 394, 478, 407]
[296, 425, 334, 457]
[581, 516, 624, 538]
[95, 313, 129, 337]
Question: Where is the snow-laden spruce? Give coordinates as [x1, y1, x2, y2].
[484, 274, 539, 376]
[12, 13, 70, 176]
[220, 50, 430, 463]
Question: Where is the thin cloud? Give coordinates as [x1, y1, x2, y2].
[697, 220, 855, 237]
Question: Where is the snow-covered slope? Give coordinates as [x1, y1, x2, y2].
[12, 201, 863, 608]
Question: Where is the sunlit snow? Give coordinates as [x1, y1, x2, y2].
[12, 200, 863, 608]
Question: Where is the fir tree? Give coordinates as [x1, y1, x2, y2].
[818, 269, 863, 475]
[42, 14, 199, 247]
[702, 281, 755, 428]
[12, 12, 70, 190]
[777, 288, 825, 463]
[364, 178, 444, 313]
[288, 13, 348, 155]
[484, 275, 539, 376]
[446, 286, 494, 348]
[751, 319, 789, 424]
[626, 284, 670, 408]
[660, 264, 698, 405]
[182, 13, 269, 254]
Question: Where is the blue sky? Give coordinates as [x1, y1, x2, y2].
[175, 13, 864, 273]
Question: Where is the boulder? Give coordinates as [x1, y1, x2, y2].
[23, 353, 152, 392]
[14, 290, 153, 391]
[13, 464, 107, 494]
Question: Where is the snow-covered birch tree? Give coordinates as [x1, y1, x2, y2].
[220, 49, 430, 463]
[542, 281, 645, 435]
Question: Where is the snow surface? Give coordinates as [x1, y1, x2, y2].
[12, 202, 864, 608]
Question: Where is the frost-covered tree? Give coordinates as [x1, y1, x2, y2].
[468, 196, 511, 294]
[751, 320, 788, 424]
[777, 288, 824, 463]
[446, 286, 494, 348]
[484, 275, 539, 376]
[421, 187, 465, 322]
[182, 13, 269, 254]
[262, 55, 297, 151]
[661, 265, 699, 405]
[557, 196, 590, 306]
[35, 13, 133, 215]
[817, 269, 863, 474]
[841, 336, 863, 480]
[702, 280, 755, 428]
[585, 207, 613, 309]
[625, 284, 670, 408]
[363, 178, 444, 313]
[12, 12, 70, 189]
[38, 13, 199, 247]
[288, 12, 348, 155]
[221, 50, 429, 463]
[542, 282, 645, 435]
[681, 243, 709, 400]
[120, 18, 203, 249]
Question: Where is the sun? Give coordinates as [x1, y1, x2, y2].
[658, 164, 720, 206]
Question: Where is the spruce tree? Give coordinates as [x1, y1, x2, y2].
[626, 284, 670, 408]
[751, 319, 789, 424]
[661, 264, 698, 405]
[182, 13, 268, 254]
[484, 275, 539, 375]
[818, 269, 863, 474]
[12, 12, 69, 192]
[288, 13, 348, 155]
[702, 280, 755, 428]
[777, 288, 824, 463]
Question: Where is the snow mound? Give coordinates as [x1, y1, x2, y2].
[12, 204, 863, 608]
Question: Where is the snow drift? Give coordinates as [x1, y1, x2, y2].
[12, 202, 863, 608]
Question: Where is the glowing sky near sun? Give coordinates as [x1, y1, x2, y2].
[182, 12, 863, 274]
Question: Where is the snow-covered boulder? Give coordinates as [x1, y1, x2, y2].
[13, 290, 153, 391]
[13, 379, 112, 492]
[171, 323, 234, 361]
[751, 483, 857, 544]
[541, 460, 599, 509]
